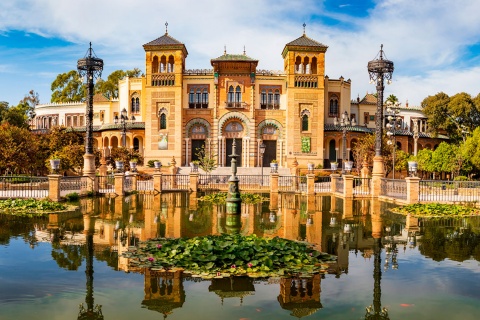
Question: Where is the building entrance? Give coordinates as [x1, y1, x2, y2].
[262, 140, 277, 166]
[191, 139, 205, 162]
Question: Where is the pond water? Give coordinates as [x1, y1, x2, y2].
[0, 193, 479, 320]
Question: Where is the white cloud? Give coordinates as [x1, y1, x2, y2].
[1, 0, 480, 105]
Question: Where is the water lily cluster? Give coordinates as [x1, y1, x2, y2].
[391, 203, 480, 217]
[124, 234, 336, 279]
[0, 198, 69, 217]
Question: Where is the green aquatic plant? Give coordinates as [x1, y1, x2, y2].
[198, 192, 267, 204]
[0, 198, 71, 217]
[123, 234, 336, 279]
[391, 203, 480, 217]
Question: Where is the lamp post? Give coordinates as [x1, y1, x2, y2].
[77, 43, 103, 177]
[259, 142, 266, 186]
[368, 44, 394, 177]
[114, 108, 135, 148]
[386, 101, 400, 178]
[334, 111, 356, 174]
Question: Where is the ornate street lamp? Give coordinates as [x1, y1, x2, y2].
[386, 101, 400, 178]
[368, 45, 394, 177]
[259, 142, 266, 186]
[77, 43, 103, 177]
[114, 108, 135, 148]
[334, 111, 356, 174]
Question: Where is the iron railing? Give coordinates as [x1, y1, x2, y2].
[353, 178, 371, 195]
[314, 176, 331, 193]
[59, 176, 88, 197]
[419, 180, 480, 202]
[0, 176, 48, 199]
[162, 174, 189, 191]
[137, 174, 154, 191]
[98, 175, 115, 194]
[278, 176, 299, 192]
[124, 176, 133, 193]
[381, 178, 407, 200]
[198, 175, 230, 190]
[237, 175, 270, 191]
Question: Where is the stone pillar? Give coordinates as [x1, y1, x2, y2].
[270, 173, 279, 193]
[371, 156, 384, 198]
[48, 174, 61, 202]
[170, 156, 178, 174]
[290, 157, 299, 176]
[331, 174, 340, 193]
[343, 175, 354, 198]
[114, 173, 125, 196]
[130, 173, 138, 192]
[98, 157, 108, 177]
[406, 177, 420, 204]
[306, 174, 315, 195]
[153, 172, 163, 193]
[190, 172, 199, 192]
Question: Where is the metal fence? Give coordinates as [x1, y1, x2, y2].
[124, 176, 133, 193]
[59, 176, 88, 197]
[353, 178, 371, 195]
[314, 176, 331, 193]
[238, 175, 270, 191]
[419, 180, 480, 202]
[278, 176, 299, 192]
[198, 175, 230, 190]
[0, 176, 49, 199]
[162, 174, 189, 191]
[137, 174, 154, 191]
[98, 175, 115, 194]
[381, 178, 407, 200]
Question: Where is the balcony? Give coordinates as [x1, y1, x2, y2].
[225, 102, 245, 109]
[260, 103, 280, 110]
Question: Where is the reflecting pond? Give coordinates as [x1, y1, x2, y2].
[1, 193, 479, 320]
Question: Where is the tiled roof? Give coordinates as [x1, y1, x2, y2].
[93, 93, 110, 102]
[211, 53, 258, 62]
[143, 33, 183, 46]
[359, 93, 377, 105]
[285, 34, 328, 48]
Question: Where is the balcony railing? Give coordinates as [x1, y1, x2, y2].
[226, 102, 244, 109]
[260, 103, 280, 110]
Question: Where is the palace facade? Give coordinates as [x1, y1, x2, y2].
[32, 29, 446, 170]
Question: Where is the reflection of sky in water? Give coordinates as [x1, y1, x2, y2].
[1, 197, 480, 320]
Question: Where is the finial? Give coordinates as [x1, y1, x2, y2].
[380, 44, 384, 59]
[243, 45, 246, 55]
[165, 22, 168, 35]
[303, 22, 306, 35]
[224, 45, 226, 55]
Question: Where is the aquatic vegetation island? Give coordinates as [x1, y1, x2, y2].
[124, 234, 336, 279]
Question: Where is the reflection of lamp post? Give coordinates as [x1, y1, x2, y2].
[259, 142, 266, 186]
[368, 45, 394, 177]
[77, 43, 103, 177]
[386, 101, 400, 179]
[114, 108, 135, 148]
[334, 111, 356, 174]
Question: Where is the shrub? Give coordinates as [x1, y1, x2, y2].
[147, 160, 160, 168]
[454, 176, 468, 181]
[65, 192, 79, 201]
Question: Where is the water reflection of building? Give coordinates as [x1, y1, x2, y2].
[277, 275, 322, 318]
[208, 277, 255, 305]
[142, 270, 185, 319]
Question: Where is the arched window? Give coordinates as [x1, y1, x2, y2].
[311, 57, 318, 74]
[260, 90, 267, 109]
[295, 56, 302, 74]
[131, 95, 140, 113]
[329, 95, 339, 117]
[189, 89, 195, 108]
[274, 90, 280, 109]
[160, 113, 167, 129]
[228, 86, 234, 106]
[202, 90, 209, 108]
[168, 55, 174, 73]
[235, 86, 242, 104]
[160, 56, 166, 73]
[152, 56, 159, 73]
[302, 114, 309, 131]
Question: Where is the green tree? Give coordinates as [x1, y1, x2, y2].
[351, 133, 393, 176]
[385, 94, 398, 104]
[51, 70, 85, 102]
[108, 147, 143, 171]
[415, 148, 434, 178]
[95, 68, 141, 100]
[0, 123, 41, 174]
[422, 92, 480, 143]
[431, 142, 457, 178]
[195, 144, 217, 174]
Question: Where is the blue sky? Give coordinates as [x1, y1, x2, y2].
[1, 0, 480, 107]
